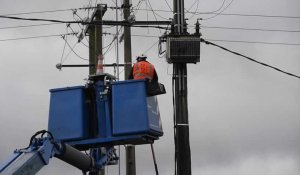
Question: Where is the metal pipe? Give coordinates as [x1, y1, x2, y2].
[55, 143, 93, 172]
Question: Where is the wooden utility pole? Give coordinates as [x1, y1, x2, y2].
[89, 4, 107, 175]
[123, 0, 132, 79]
[122, 1, 136, 175]
[172, 0, 192, 174]
[89, 24, 96, 75]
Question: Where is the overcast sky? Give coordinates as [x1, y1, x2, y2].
[0, 0, 300, 175]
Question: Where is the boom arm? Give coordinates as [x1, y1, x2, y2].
[0, 138, 57, 175]
[0, 130, 117, 175]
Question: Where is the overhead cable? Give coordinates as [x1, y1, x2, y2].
[0, 23, 61, 30]
[205, 38, 300, 46]
[201, 25, 300, 33]
[201, 0, 235, 20]
[61, 35, 88, 61]
[0, 32, 76, 42]
[0, 15, 81, 24]
[201, 38, 300, 79]
[0, 15, 171, 29]
[131, 8, 300, 19]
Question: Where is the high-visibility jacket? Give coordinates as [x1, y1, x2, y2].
[133, 61, 155, 80]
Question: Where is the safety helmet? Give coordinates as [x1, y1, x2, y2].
[136, 54, 147, 61]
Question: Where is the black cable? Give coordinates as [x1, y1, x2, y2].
[0, 15, 169, 30]
[205, 38, 300, 46]
[60, 33, 68, 64]
[188, 2, 200, 20]
[0, 32, 76, 42]
[201, 38, 300, 79]
[151, 144, 159, 175]
[132, 0, 144, 17]
[172, 66, 177, 175]
[132, 25, 169, 29]
[208, 12, 300, 19]
[146, 0, 164, 32]
[131, 8, 300, 19]
[0, 15, 81, 24]
[143, 40, 159, 54]
[201, 25, 300, 33]
[202, 0, 235, 20]
[163, 0, 173, 11]
[0, 23, 61, 30]
[62, 35, 88, 61]
[0, 6, 100, 16]
[1, 9, 73, 16]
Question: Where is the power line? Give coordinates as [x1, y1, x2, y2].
[61, 35, 88, 61]
[201, 38, 300, 79]
[0, 5, 129, 17]
[201, 0, 235, 20]
[201, 25, 300, 33]
[1, 31, 299, 46]
[107, 32, 300, 46]
[143, 40, 159, 54]
[207, 12, 300, 19]
[205, 38, 300, 46]
[132, 8, 300, 19]
[0, 15, 171, 29]
[0, 15, 81, 24]
[0, 32, 76, 42]
[1, 9, 73, 16]
[130, 34, 300, 46]
[0, 6, 98, 16]
[0, 23, 62, 30]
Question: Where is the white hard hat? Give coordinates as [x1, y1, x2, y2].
[136, 54, 147, 61]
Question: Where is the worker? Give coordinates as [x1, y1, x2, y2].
[128, 54, 158, 81]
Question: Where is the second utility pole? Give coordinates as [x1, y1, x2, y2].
[89, 4, 107, 175]
[172, 0, 192, 174]
[122, 1, 136, 175]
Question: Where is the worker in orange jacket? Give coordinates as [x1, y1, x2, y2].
[128, 54, 158, 81]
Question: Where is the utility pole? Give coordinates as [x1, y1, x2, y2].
[89, 4, 107, 175]
[123, 0, 132, 79]
[122, 1, 136, 175]
[172, 0, 192, 175]
[89, 24, 96, 75]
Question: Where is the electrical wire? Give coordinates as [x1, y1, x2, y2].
[0, 22, 61, 30]
[201, 0, 235, 20]
[201, 25, 300, 33]
[1, 9, 74, 16]
[187, 1, 200, 20]
[0, 15, 169, 29]
[0, 6, 100, 17]
[0, 15, 82, 24]
[60, 28, 69, 64]
[61, 35, 88, 61]
[132, 0, 145, 16]
[200, 12, 300, 19]
[205, 38, 300, 46]
[147, 0, 164, 33]
[61, 42, 78, 64]
[132, 25, 169, 29]
[201, 38, 300, 79]
[0, 32, 76, 42]
[187, 0, 226, 15]
[164, 0, 173, 11]
[172, 66, 177, 175]
[130, 8, 300, 20]
[143, 40, 159, 54]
